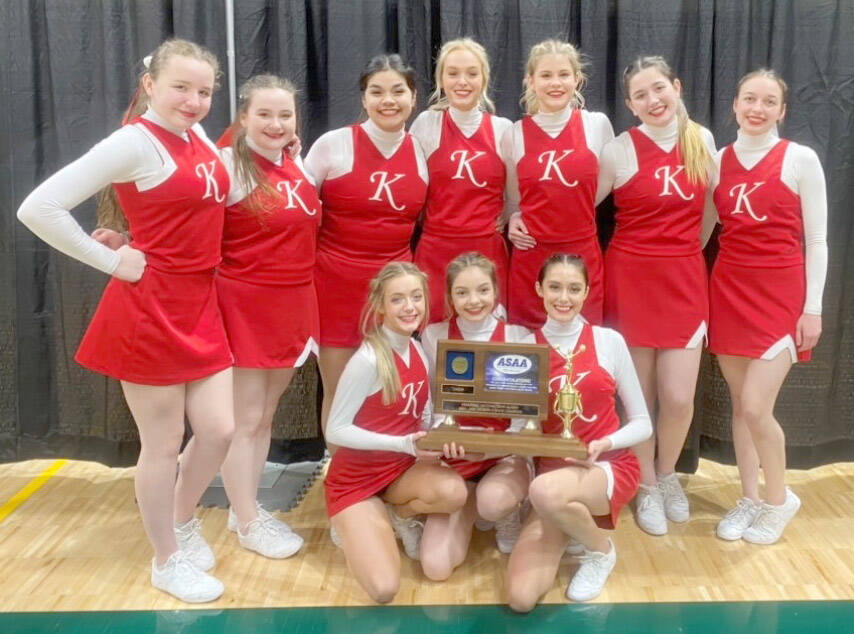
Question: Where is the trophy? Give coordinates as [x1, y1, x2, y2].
[415, 339, 587, 459]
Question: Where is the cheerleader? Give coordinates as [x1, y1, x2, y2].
[324, 262, 468, 603]
[304, 55, 428, 445]
[419, 253, 533, 579]
[410, 38, 512, 321]
[503, 39, 614, 329]
[506, 254, 651, 609]
[17, 40, 231, 602]
[709, 69, 827, 544]
[597, 57, 716, 535]
[209, 74, 319, 558]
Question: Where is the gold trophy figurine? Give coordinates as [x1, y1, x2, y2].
[553, 344, 586, 441]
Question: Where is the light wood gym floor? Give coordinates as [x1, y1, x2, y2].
[0, 458, 852, 611]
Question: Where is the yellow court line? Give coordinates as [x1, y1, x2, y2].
[0, 459, 67, 524]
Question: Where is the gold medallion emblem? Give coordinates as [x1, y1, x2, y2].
[451, 355, 469, 375]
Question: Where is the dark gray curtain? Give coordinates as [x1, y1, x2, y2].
[2, 0, 852, 467]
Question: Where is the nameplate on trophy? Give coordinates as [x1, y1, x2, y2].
[437, 340, 549, 419]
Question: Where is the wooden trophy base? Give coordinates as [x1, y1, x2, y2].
[416, 426, 587, 459]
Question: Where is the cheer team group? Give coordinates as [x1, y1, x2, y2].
[16, 36, 827, 609]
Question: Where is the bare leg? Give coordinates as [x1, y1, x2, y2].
[383, 461, 469, 516]
[318, 346, 357, 455]
[505, 509, 570, 613]
[121, 381, 186, 566]
[718, 355, 761, 502]
[475, 456, 531, 522]
[655, 346, 703, 475]
[331, 497, 401, 603]
[174, 368, 236, 525]
[739, 354, 792, 504]
[527, 465, 611, 552]
[420, 481, 479, 581]
[220, 367, 296, 528]
[629, 347, 658, 486]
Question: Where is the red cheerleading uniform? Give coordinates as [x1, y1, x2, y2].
[509, 110, 604, 329]
[604, 127, 708, 348]
[75, 117, 233, 385]
[217, 150, 322, 368]
[325, 341, 429, 517]
[535, 325, 640, 529]
[710, 140, 809, 362]
[442, 318, 512, 479]
[315, 126, 427, 347]
[414, 111, 509, 321]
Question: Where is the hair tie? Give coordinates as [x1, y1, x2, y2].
[143, 55, 152, 70]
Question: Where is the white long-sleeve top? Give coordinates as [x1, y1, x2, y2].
[16, 108, 221, 275]
[500, 105, 615, 218]
[540, 316, 652, 451]
[303, 119, 429, 189]
[325, 326, 433, 456]
[710, 129, 828, 315]
[221, 136, 315, 207]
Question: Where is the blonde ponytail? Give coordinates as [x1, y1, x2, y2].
[675, 99, 711, 185]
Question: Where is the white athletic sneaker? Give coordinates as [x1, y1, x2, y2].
[387, 506, 424, 560]
[635, 484, 667, 536]
[151, 551, 224, 603]
[716, 497, 761, 541]
[742, 487, 801, 545]
[658, 473, 690, 523]
[329, 525, 343, 549]
[229, 503, 299, 536]
[238, 514, 304, 559]
[565, 537, 584, 557]
[174, 517, 215, 572]
[566, 539, 617, 602]
[494, 507, 522, 554]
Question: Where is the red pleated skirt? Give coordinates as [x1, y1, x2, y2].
[709, 260, 809, 362]
[216, 275, 319, 368]
[604, 247, 708, 348]
[75, 268, 233, 385]
[315, 249, 411, 348]
[324, 447, 415, 517]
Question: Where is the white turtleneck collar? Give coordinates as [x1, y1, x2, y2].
[455, 313, 497, 338]
[639, 117, 679, 151]
[533, 103, 572, 125]
[361, 118, 406, 146]
[734, 127, 780, 152]
[142, 107, 189, 141]
[448, 105, 483, 130]
[381, 324, 412, 355]
[542, 315, 584, 338]
[246, 135, 283, 165]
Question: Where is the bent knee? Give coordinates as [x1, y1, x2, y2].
[658, 390, 695, 419]
[432, 475, 469, 510]
[421, 557, 455, 582]
[528, 475, 570, 517]
[476, 487, 520, 522]
[364, 573, 400, 604]
[507, 583, 539, 613]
